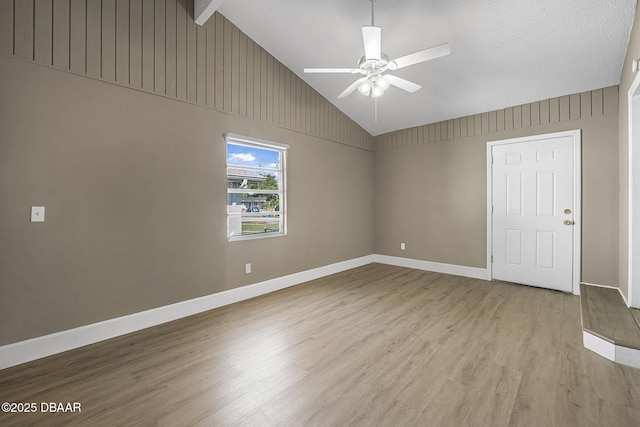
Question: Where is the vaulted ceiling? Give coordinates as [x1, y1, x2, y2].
[216, 0, 637, 136]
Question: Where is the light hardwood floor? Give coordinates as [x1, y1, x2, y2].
[1, 263, 640, 426]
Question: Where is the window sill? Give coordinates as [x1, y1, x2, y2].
[228, 232, 287, 242]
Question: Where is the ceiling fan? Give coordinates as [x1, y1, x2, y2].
[304, 0, 450, 100]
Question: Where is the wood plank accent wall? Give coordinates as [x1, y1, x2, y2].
[375, 86, 619, 151]
[0, 0, 374, 151]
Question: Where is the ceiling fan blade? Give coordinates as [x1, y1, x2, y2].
[385, 75, 422, 93]
[338, 77, 368, 98]
[304, 68, 360, 74]
[388, 43, 451, 70]
[362, 26, 381, 61]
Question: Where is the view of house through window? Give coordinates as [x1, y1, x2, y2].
[226, 134, 288, 240]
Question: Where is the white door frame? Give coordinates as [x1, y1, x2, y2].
[486, 130, 582, 294]
[628, 71, 640, 308]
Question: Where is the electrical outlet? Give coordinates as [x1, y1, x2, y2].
[400, 243, 406, 250]
[31, 206, 45, 222]
[245, 263, 252, 274]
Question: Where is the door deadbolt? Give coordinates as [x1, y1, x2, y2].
[564, 209, 572, 214]
[563, 220, 573, 225]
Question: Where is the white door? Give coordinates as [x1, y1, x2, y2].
[490, 133, 578, 292]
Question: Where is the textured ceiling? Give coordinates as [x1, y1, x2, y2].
[218, 0, 637, 136]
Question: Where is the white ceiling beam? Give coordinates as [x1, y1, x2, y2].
[194, 0, 224, 26]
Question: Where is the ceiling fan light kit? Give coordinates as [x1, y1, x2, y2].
[303, 0, 451, 103]
[364, 74, 388, 98]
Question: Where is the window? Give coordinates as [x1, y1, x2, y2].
[226, 133, 288, 240]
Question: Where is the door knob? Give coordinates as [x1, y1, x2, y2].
[563, 220, 573, 225]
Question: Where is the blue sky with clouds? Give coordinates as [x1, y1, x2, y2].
[227, 143, 280, 169]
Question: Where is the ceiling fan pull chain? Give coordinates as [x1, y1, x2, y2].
[375, 98, 378, 123]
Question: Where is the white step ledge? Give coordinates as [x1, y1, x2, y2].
[583, 330, 640, 369]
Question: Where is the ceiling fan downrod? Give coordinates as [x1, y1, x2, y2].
[370, 0, 375, 26]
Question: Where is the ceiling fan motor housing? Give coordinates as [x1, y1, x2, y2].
[358, 53, 389, 74]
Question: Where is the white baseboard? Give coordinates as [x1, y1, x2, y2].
[373, 254, 489, 280]
[583, 330, 640, 369]
[0, 255, 375, 371]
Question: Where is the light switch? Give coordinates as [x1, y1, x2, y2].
[31, 206, 45, 222]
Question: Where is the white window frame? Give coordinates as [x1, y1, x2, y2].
[225, 133, 288, 241]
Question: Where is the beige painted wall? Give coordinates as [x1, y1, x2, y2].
[0, 56, 375, 345]
[618, 4, 640, 301]
[375, 89, 619, 287]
